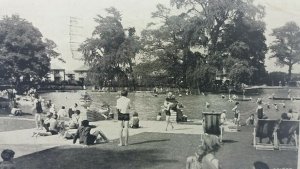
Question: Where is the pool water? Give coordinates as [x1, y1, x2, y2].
[39, 88, 300, 122]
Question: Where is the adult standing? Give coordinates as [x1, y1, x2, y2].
[256, 98, 264, 120]
[232, 102, 240, 126]
[116, 90, 131, 146]
[32, 94, 43, 129]
[162, 92, 175, 131]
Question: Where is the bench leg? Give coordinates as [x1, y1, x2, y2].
[273, 131, 278, 149]
[253, 128, 256, 147]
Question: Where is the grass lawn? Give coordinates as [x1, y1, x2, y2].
[13, 129, 297, 169]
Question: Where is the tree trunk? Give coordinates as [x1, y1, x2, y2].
[196, 80, 201, 95]
[288, 64, 292, 82]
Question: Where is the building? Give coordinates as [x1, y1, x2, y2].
[48, 63, 65, 82]
[74, 65, 89, 84]
[215, 68, 229, 83]
[65, 70, 76, 84]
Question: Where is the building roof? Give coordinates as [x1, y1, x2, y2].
[65, 70, 75, 75]
[50, 63, 65, 70]
[74, 64, 89, 72]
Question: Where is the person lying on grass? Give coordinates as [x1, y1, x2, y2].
[73, 120, 110, 145]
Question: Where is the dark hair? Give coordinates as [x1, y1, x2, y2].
[281, 113, 289, 120]
[203, 134, 221, 153]
[75, 103, 78, 107]
[288, 109, 293, 113]
[62, 106, 65, 109]
[253, 161, 269, 169]
[121, 90, 128, 97]
[34, 93, 39, 99]
[75, 110, 81, 115]
[235, 102, 239, 105]
[133, 112, 138, 117]
[81, 120, 89, 127]
[53, 114, 58, 119]
[1, 149, 15, 161]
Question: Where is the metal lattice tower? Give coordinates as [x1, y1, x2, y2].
[69, 17, 83, 60]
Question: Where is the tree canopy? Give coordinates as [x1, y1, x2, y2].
[0, 15, 60, 83]
[79, 7, 140, 89]
[270, 21, 300, 81]
[139, 0, 267, 91]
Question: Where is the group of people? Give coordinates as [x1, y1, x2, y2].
[161, 92, 185, 131]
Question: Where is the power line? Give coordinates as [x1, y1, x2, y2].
[69, 17, 84, 60]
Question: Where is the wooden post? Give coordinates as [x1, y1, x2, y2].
[273, 131, 278, 149]
[253, 128, 256, 147]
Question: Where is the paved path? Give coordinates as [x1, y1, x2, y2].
[0, 120, 204, 158]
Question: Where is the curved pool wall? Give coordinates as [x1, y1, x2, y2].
[39, 88, 300, 121]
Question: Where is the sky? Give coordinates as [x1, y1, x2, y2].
[0, 0, 299, 73]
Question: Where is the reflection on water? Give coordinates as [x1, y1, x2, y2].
[40, 88, 300, 121]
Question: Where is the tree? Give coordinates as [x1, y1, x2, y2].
[0, 15, 61, 84]
[270, 21, 300, 81]
[79, 7, 140, 89]
[170, 0, 267, 85]
[140, 4, 192, 88]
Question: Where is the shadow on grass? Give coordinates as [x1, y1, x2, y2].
[130, 139, 170, 145]
[221, 139, 238, 143]
[14, 145, 177, 169]
[174, 128, 192, 130]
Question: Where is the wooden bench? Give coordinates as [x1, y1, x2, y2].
[202, 112, 223, 142]
[253, 119, 299, 151]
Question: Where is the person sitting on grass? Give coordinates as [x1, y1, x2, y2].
[99, 101, 111, 119]
[156, 112, 162, 121]
[0, 149, 16, 169]
[201, 134, 221, 169]
[57, 106, 68, 120]
[130, 112, 140, 128]
[73, 120, 110, 145]
[10, 102, 22, 116]
[33, 113, 61, 136]
[246, 114, 256, 126]
[69, 110, 81, 129]
[186, 145, 206, 169]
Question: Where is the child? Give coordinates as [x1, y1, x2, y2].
[0, 149, 16, 169]
[131, 112, 140, 128]
[246, 114, 256, 126]
[274, 104, 278, 111]
[99, 101, 110, 119]
[69, 110, 81, 129]
[232, 102, 240, 125]
[10, 104, 22, 116]
[205, 102, 210, 109]
[57, 106, 67, 119]
[220, 110, 226, 125]
[233, 110, 240, 126]
[186, 145, 206, 169]
[156, 112, 162, 121]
